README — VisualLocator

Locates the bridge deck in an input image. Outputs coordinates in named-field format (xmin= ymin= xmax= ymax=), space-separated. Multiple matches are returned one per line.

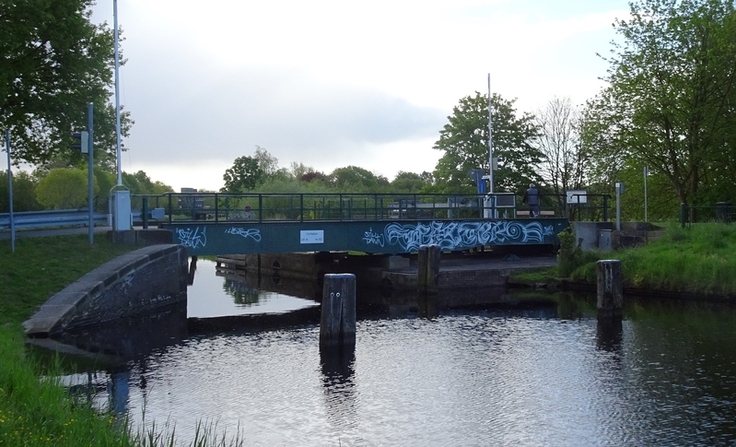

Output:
xmin=143 ymin=192 xmax=569 ymax=255
xmin=164 ymin=218 xmax=568 ymax=256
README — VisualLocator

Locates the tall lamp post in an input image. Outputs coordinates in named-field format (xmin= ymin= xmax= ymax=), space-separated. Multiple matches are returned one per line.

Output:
xmin=644 ymin=165 xmax=649 ymax=222
xmin=112 ymin=0 xmax=131 ymax=231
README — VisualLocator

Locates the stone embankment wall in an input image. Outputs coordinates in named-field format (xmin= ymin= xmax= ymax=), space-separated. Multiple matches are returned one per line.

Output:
xmin=24 ymin=244 xmax=188 ymax=338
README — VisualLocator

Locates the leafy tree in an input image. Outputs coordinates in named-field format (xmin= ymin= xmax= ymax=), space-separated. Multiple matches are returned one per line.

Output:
xmin=328 ymin=166 xmax=388 ymax=192
xmin=35 ymin=168 xmax=98 ymax=209
xmin=0 ymin=171 xmax=41 ymax=212
xmin=432 ymin=92 xmax=542 ymax=194
xmin=300 ymin=171 xmax=328 ymax=183
xmin=93 ymin=166 xmax=115 ymax=211
xmin=253 ymin=146 xmax=279 ymax=178
xmin=0 ymin=0 xmax=133 ymax=168
xmin=535 ymin=97 xmax=588 ymax=207
xmin=390 ymin=171 xmax=432 ymax=193
xmin=290 ymin=162 xmax=315 ymax=179
xmin=222 ymin=156 xmax=265 ymax=192
xmin=582 ymin=0 xmax=736 ymax=207
xmin=123 ymin=170 xmax=173 ymax=195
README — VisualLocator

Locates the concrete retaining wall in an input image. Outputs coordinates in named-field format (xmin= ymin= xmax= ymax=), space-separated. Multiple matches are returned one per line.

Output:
xmin=24 ymin=244 xmax=188 ymax=337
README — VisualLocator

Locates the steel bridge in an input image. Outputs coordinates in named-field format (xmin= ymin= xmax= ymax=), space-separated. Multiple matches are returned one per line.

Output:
xmin=137 ymin=192 xmax=570 ymax=256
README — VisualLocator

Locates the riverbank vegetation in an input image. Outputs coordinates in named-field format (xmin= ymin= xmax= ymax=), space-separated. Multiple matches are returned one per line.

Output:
xmin=0 ymin=235 xmax=246 ymax=446
xmin=557 ymin=222 xmax=736 ymax=297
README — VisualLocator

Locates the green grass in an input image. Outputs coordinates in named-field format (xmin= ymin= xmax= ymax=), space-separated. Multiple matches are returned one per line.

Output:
xmin=508 ymin=268 xmax=559 ymax=284
xmin=0 ymin=234 xmax=134 ymax=325
xmin=568 ymin=222 xmax=736 ymax=296
xmin=0 ymin=234 xmax=246 ymax=446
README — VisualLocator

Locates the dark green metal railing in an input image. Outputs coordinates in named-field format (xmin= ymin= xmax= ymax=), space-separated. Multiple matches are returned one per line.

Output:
xmin=131 ymin=192 xmax=610 ymax=227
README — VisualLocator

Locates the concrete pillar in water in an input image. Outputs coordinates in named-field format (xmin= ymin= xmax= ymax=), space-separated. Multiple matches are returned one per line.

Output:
xmin=596 ymin=259 xmax=623 ymax=319
xmin=417 ymin=244 xmax=441 ymax=318
xmin=320 ymin=273 xmax=356 ymax=349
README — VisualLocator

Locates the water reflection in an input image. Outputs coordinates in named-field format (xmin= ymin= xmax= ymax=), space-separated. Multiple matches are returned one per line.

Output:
xmin=37 ymin=259 xmax=736 ymax=446
xmin=187 ymin=260 xmax=320 ymax=318
xmin=320 ymin=345 xmax=357 ymax=430
xmin=596 ymin=317 xmax=623 ymax=353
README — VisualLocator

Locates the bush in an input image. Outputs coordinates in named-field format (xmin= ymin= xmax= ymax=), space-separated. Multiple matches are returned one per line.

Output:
xmin=556 ymin=227 xmax=601 ymax=278
xmin=36 ymin=168 xmax=98 ymax=209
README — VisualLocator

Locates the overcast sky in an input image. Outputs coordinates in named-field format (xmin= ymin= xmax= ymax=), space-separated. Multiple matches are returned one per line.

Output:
xmin=88 ymin=0 xmax=629 ymax=192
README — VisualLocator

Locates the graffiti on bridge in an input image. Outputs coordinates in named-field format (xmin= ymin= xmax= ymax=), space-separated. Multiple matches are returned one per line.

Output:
xmin=176 ymin=227 xmax=207 ymax=249
xmin=362 ymin=227 xmax=385 ymax=247
xmin=224 ymin=227 xmax=262 ymax=242
xmin=363 ymin=220 xmax=555 ymax=252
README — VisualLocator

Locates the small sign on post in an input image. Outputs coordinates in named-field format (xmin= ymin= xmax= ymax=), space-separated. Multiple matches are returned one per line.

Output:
xmin=72 ymin=131 xmax=89 ymax=154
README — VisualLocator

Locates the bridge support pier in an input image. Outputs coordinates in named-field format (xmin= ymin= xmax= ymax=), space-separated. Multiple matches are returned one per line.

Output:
xmin=596 ymin=260 xmax=623 ymax=319
xmin=320 ymin=274 xmax=356 ymax=349
xmin=417 ymin=244 xmax=440 ymax=318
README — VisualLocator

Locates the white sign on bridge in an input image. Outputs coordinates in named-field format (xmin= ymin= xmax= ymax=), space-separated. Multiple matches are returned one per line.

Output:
xmin=300 ymin=230 xmax=324 ymax=244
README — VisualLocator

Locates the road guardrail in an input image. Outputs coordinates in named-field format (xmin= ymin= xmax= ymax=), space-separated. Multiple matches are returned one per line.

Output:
xmin=0 ymin=209 xmax=108 ymax=231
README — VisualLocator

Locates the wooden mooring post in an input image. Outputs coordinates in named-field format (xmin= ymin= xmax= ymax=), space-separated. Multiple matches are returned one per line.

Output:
xmin=320 ymin=273 xmax=356 ymax=349
xmin=596 ymin=260 xmax=623 ymax=319
xmin=417 ymin=244 xmax=440 ymax=318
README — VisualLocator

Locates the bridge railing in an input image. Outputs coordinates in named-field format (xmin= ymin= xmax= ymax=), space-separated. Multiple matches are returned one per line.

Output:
xmin=131 ymin=192 xmax=534 ymax=224
xmin=129 ymin=191 xmax=611 ymax=225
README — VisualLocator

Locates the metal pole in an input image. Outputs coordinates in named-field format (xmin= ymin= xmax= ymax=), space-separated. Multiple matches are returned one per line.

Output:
xmin=87 ymin=103 xmax=94 ymax=244
xmin=113 ymin=0 xmax=122 ymax=186
xmin=5 ymin=130 xmax=15 ymax=252
xmin=487 ymin=73 xmax=494 ymax=194
xmin=643 ymin=165 xmax=648 ymax=222
xmin=615 ymin=182 xmax=622 ymax=231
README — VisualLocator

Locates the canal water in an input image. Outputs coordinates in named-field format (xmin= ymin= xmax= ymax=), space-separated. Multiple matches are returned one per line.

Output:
xmin=62 ymin=260 xmax=736 ymax=446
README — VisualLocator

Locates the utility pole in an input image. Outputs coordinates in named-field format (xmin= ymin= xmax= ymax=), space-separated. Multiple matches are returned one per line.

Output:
xmin=87 ymin=103 xmax=94 ymax=244
xmin=5 ymin=130 xmax=15 ymax=252
xmin=487 ymin=73 xmax=494 ymax=194
xmin=112 ymin=0 xmax=131 ymax=231
xmin=644 ymin=165 xmax=649 ymax=222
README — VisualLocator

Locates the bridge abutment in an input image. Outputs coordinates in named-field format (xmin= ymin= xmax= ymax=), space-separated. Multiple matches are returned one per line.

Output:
xmin=24 ymin=244 xmax=188 ymax=337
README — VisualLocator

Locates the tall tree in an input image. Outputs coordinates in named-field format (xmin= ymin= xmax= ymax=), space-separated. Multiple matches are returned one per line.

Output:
xmin=0 ymin=0 xmax=132 ymax=168
xmin=582 ymin=0 xmax=736 ymax=206
xmin=432 ymin=92 xmax=542 ymax=194
xmin=222 ymin=156 xmax=264 ymax=192
xmin=535 ymin=97 xmax=587 ymax=207
xmin=328 ymin=166 xmax=388 ymax=192
xmin=390 ymin=171 xmax=432 ymax=193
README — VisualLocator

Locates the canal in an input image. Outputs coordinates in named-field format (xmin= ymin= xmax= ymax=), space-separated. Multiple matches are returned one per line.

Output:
xmin=60 ymin=260 xmax=736 ymax=446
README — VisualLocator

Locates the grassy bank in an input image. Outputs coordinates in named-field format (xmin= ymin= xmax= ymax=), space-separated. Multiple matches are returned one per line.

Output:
xmin=0 ymin=235 xmax=135 ymax=326
xmin=560 ymin=222 xmax=736 ymax=297
xmin=0 ymin=235 xmax=246 ymax=446
xmin=0 ymin=235 xmax=137 ymax=446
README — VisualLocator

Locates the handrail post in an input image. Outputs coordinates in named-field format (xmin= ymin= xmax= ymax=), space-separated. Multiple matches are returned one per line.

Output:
xmin=142 ymin=196 xmax=149 ymax=229
xmin=258 ymin=194 xmax=263 ymax=222
xmin=214 ymin=193 xmax=219 ymax=222
xmin=168 ymin=193 xmax=172 ymax=224
xmin=603 ymin=195 xmax=609 ymax=222
xmin=300 ymin=194 xmax=304 ymax=223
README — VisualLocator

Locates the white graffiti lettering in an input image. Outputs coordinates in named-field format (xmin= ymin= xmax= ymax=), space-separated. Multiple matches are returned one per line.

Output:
xmin=362 ymin=227 xmax=384 ymax=247
xmin=225 ymin=227 xmax=262 ymax=242
xmin=383 ymin=221 xmax=555 ymax=252
xmin=176 ymin=227 xmax=207 ymax=249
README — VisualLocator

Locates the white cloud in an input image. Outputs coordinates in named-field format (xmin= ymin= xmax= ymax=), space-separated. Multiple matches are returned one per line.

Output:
xmin=90 ymin=0 xmax=629 ymax=192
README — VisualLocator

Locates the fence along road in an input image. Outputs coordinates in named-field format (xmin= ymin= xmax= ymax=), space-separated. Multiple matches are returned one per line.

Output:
xmin=0 ymin=209 xmax=109 ymax=240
